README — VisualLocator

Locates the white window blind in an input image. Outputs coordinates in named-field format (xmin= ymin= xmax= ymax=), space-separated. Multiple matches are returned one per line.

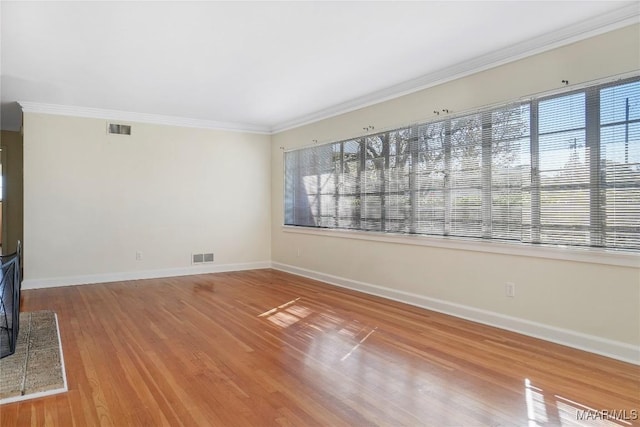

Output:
xmin=284 ymin=76 xmax=640 ymax=252
xmin=490 ymin=105 xmax=531 ymax=241
xmin=600 ymin=80 xmax=640 ymax=249
xmin=537 ymin=92 xmax=589 ymax=246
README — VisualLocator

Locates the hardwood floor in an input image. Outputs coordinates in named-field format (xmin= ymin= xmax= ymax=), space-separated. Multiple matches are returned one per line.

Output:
xmin=1 ymin=269 xmax=638 ymax=426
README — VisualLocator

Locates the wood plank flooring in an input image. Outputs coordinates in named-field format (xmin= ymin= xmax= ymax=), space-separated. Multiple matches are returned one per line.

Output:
xmin=1 ymin=269 xmax=638 ymax=426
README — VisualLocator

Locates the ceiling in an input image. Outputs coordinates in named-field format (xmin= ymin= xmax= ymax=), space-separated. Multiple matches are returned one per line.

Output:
xmin=1 ymin=1 xmax=638 ymax=133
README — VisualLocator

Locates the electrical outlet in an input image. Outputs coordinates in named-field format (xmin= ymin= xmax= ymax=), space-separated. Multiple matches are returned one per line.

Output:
xmin=136 ymin=251 xmax=143 ymax=261
xmin=505 ymin=282 xmax=516 ymax=298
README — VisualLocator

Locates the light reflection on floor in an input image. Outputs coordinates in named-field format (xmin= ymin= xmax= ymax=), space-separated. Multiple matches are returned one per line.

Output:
xmin=525 ymin=378 xmax=632 ymax=427
xmin=340 ymin=327 xmax=377 ymax=362
xmin=256 ymin=297 xmax=637 ymax=425
xmin=257 ymin=297 xmax=473 ymax=424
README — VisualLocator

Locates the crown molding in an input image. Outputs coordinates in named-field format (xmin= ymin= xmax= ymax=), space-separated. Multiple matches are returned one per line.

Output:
xmin=17 ymin=102 xmax=272 ymax=135
xmin=271 ymin=3 xmax=640 ymax=134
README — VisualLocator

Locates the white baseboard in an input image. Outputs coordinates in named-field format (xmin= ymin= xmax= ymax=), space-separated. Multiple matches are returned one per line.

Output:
xmin=20 ymin=260 xmax=639 ymax=364
xmin=21 ymin=261 xmax=272 ymax=289
xmin=271 ymin=262 xmax=640 ymax=365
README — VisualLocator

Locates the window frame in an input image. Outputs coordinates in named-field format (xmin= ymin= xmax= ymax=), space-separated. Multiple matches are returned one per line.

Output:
xmin=283 ymin=75 xmax=640 ymax=264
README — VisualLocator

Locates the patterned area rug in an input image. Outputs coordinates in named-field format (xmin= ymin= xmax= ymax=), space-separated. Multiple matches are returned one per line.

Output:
xmin=0 ymin=311 xmax=68 ymax=404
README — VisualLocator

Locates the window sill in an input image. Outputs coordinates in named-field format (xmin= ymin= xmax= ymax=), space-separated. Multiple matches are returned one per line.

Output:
xmin=281 ymin=226 xmax=640 ymax=268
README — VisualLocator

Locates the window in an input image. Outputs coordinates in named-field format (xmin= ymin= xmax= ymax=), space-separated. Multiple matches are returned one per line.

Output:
xmin=536 ymin=92 xmax=589 ymax=246
xmin=284 ymin=76 xmax=640 ymax=252
xmin=600 ymin=80 xmax=640 ymax=249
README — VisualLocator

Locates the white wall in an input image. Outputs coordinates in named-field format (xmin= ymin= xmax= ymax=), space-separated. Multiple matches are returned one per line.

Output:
xmin=271 ymin=24 xmax=640 ymax=363
xmin=23 ymin=114 xmax=271 ymax=286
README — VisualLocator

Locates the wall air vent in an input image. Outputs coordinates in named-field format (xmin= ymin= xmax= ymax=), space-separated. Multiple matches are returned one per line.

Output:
xmin=107 ymin=123 xmax=132 ymax=135
xmin=192 ymin=253 xmax=214 ymax=264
